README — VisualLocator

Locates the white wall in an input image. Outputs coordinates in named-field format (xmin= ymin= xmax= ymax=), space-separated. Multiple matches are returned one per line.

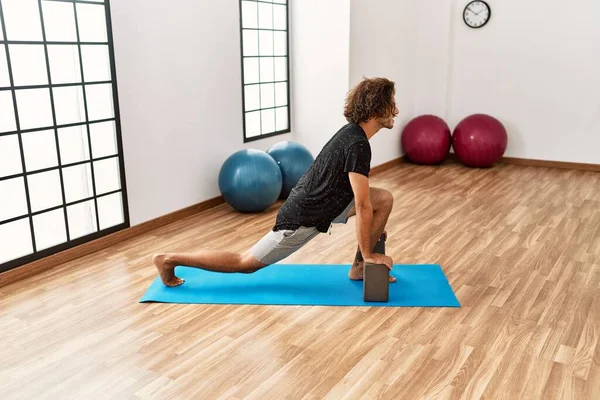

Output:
xmin=111 ymin=0 xmax=600 ymax=226
xmin=110 ymin=0 xmax=291 ymax=225
xmin=349 ymin=0 xmax=418 ymax=167
xmin=413 ymin=1 xmax=453 ymax=118
xmin=290 ymin=0 xmax=351 ymax=156
xmin=414 ymin=0 xmax=600 ymax=164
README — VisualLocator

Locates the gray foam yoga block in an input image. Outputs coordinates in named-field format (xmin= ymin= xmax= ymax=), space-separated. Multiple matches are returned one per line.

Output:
xmin=363 ymin=263 xmax=389 ymax=302
xmin=373 ymin=235 xmax=385 ymax=255
xmin=363 ymin=234 xmax=389 ymax=302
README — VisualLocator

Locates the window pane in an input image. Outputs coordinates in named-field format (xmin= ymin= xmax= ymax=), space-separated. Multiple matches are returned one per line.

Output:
xmin=260 ymin=83 xmax=274 ymax=108
xmin=22 ymin=129 xmax=58 ymax=172
xmin=274 ymin=57 xmax=287 ymax=81
xmin=273 ymin=0 xmax=287 ymax=4
xmin=261 ymin=108 xmax=275 ymax=134
xmin=62 ymin=163 xmax=93 ymax=203
xmin=0 ymin=91 xmax=17 ymax=133
xmin=259 ymin=31 xmax=274 ymax=56
xmin=260 ymin=57 xmax=274 ymax=82
xmin=67 ymin=200 xmax=97 ymax=239
xmin=33 ymin=208 xmax=67 ymax=251
xmin=27 ymin=170 xmax=62 ymax=213
xmin=97 ymin=192 xmax=123 ymax=230
xmin=275 ymin=82 xmax=287 ymax=106
xmin=1 ymin=45 xmax=10 ymax=87
xmin=90 ymin=121 xmax=117 ymax=159
xmin=9 ymin=45 xmax=48 ymax=87
xmin=274 ymin=31 xmax=287 ymax=56
xmin=0 ymin=135 xmax=22 ymax=178
xmin=241 ymin=1 xmax=258 ymax=29
xmin=258 ymin=3 xmax=273 ymax=29
xmin=243 ymin=57 xmax=259 ymax=84
xmin=48 ymin=45 xmax=82 ymax=84
xmin=242 ymin=30 xmax=258 ymax=56
xmin=273 ymin=5 xmax=287 ymax=30
xmin=0 ymin=177 xmax=28 ymax=222
xmin=76 ymin=3 xmax=107 ymax=42
xmin=93 ymin=157 xmax=120 ymax=195
xmin=276 ymin=106 xmax=288 ymax=131
xmin=53 ymin=86 xmax=86 ymax=125
xmin=244 ymin=85 xmax=260 ymax=111
xmin=1 ymin=0 xmax=43 ymax=41
xmin=42 ymin=0 xmax=77 ymax=42
xmin=58 ymin=125 xmax=90 ymax=165
xmin=0 ymin=0 xmax=125 ymax=270
xmin=16 ymin=89 xmax=53 ymax=130
xmin=245 ymin=111 xmax=261 ymax=138
xmin=85 ymin=83 xmax=114 ymax=121
xmin=0 ymin=218 xmax=33 ymax=264
xmin=81 ymin=45 xmax=111 ymax=82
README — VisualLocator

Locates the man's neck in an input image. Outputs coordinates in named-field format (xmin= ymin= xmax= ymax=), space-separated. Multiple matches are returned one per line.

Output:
xmin=358 ymin=120 xmax=382 ymax=140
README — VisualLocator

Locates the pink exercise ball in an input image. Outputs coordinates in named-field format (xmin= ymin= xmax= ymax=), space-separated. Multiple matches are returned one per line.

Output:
xmin=401 ymin=115 xmax=451 ymax=165
xmin=452 ymin=114 xmax=508 ymax=168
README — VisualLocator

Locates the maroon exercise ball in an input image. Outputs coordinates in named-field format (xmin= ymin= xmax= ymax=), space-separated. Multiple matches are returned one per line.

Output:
xmin=401 ymin=115 xmax=451 ymax=165
xmin=452 ymin=114 xmax=508 ymax=168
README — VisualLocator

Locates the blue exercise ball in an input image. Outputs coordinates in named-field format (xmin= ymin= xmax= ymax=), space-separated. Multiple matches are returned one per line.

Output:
xmin=218 ymin=149 xmax=282 ymax=213
xmin=267 ymin=141 xmax=314 ymax=199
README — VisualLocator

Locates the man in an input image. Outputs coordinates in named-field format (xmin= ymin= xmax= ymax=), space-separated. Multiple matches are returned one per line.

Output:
xmin=153 ymin=77 xmax=398 ymax=287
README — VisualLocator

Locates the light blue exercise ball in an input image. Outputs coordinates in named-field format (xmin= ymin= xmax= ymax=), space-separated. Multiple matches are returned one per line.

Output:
xmin=218 ymin=149 xmax=282 ymax=213
xmin=266 ymin=141 xmax=314 ymax=199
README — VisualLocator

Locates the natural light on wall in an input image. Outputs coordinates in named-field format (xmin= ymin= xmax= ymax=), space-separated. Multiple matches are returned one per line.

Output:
xmin=240 ymin=0 xmax=290 ymax=142
xmin=0 ymin=0 xmax=128 ymax=270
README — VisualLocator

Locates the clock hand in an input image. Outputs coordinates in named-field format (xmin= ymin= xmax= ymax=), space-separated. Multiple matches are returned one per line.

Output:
xmin=468 ymin=6 xmax=481 ymax=15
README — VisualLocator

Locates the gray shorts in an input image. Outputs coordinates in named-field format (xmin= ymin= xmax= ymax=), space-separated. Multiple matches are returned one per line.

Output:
xmin=251 ymin=199 xmax=355 ymax=265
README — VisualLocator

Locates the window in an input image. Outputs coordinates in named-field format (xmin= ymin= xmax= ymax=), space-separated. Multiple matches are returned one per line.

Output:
xmin=0 ymin=0 xmax=128 ymax=273
xmin=239 ymin=0 xmax=290 ymax=142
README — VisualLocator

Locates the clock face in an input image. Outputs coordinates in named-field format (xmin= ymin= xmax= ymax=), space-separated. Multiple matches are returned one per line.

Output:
xmin=463 ymin=1 xmax=491 ymax=28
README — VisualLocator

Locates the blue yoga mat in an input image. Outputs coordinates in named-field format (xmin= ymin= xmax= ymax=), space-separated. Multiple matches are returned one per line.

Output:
xmin=140 ymin=264 xmax=460 ymax=307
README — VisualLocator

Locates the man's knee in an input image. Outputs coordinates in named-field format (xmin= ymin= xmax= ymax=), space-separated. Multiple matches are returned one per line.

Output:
xmin=240 ymin=268 xmax=260 ymax=274
xmin=373 ymin=188 xmax=394 ymax=211
xmin=383 ymin=190 xmax=394 ymax=208
xmin=239 ymin=264 xmax=266 ymax=273
xmin=239 ymin=251 xmax=267 ymax=273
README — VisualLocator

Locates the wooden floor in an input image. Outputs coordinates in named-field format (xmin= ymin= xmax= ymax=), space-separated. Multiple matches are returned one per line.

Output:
xmin=1 ymin=161 xmax=599 ymax=399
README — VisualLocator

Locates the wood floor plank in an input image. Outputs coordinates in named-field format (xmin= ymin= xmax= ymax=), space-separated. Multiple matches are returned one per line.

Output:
xmin=1 ymin=161 xmax=600 ymax=399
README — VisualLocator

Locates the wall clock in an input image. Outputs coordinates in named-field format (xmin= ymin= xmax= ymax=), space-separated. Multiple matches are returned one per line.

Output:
xmin=463 ymin=1 xmax=491 ymax=29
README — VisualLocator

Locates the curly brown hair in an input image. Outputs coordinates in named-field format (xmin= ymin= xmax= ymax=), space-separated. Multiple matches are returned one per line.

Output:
xmin=344 ymin=77 xmax=396 ymax=124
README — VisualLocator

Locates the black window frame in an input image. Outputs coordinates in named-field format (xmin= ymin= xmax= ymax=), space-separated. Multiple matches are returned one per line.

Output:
xmin=0 ymin=0 xmax=129 ymax=274
xmin=238 ymin=0 xmax=291 ymax=143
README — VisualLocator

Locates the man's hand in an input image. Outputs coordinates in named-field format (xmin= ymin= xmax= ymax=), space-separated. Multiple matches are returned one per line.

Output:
xmin=364 ymin=253 xmax=393 ymax=270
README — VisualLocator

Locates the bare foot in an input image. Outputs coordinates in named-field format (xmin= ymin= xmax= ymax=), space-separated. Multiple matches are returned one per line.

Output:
xmin=348 ymin=261 xmax=396 ymax=283
xmin=348 ymin=260 xmax=364 ymax=281
xmin=152 ymin=254 xmax=184 ymax=287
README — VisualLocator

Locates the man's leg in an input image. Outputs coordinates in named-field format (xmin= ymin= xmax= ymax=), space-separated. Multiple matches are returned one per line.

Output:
xmin=152 ymin=226 xmax=320 ymax=287
xmin=346 ymin=187 xmax=395 ymax=282
xmin=152 ymin=248 xmax=266 ymax=287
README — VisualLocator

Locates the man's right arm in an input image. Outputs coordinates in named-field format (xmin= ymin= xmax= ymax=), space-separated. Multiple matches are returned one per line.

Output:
xmin=348 ymin=172 xmax=393 ymax=270
xmin=348 ymin=172 xmax=373 ymax=259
